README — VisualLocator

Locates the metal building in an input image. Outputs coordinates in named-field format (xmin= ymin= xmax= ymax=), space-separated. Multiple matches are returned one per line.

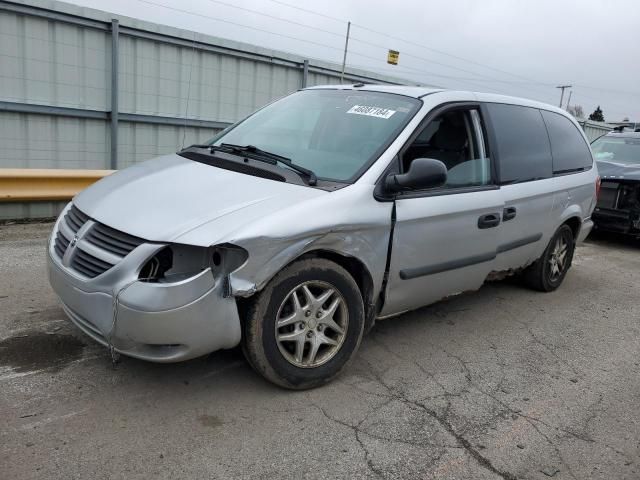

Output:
xmin=0 ymin=0 xmax=415 ymax=219
xmin=577 ymin=120 xmax=612 ymax=142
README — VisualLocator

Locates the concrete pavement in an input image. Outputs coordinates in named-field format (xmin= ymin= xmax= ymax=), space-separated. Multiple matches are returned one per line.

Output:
xmin=1 ymin=222 xmax=638 ymax=479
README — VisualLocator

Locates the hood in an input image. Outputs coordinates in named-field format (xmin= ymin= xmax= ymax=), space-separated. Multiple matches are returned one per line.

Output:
xmin=74 ymin=154 xmax=326 ymax=245
xmin=596 ymin=160 xmax=640 ymax=181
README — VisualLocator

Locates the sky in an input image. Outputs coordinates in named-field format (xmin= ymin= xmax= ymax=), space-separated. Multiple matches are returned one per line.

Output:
xmin=66 ymin=0 xmax=640 ymax=122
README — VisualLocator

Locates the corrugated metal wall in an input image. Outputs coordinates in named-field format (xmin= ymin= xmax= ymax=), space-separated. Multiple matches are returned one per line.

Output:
xmin=578 ymin=120 xmax=612 ymax=142
xmin=119 ymin=35 xmax=302 ymax=122
xmin=0 ymin=0 xmax=413 ymax=219
xmin=118 ymin=124 xmax=210 ymax=168
xmin=0 ymin=9 xmax=111 ymax=110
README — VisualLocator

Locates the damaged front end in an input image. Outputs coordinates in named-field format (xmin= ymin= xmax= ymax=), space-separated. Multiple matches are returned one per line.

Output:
xmin=47 ymin=203 xmax=246 ymax=362
xmin=593 ymin=180 xmax=640 ymax=235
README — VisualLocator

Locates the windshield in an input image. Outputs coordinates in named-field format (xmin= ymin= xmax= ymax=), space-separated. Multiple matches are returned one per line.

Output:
xmin=208 ymin=90 xmax=421 ymax=182
xmin=592 ymin=136 xmax=640 ymax=166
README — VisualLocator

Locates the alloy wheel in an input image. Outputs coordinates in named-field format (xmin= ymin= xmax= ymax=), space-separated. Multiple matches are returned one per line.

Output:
xmin=275 ymin=280 xmax=348 ymax=368
xmin=548 ymin=235 xmax=569 ymax=282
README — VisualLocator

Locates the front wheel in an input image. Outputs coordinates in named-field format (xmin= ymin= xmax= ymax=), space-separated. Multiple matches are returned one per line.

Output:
xmin=523 ymin=224 xmax=575 ymax=292
xmin=242 ymin=258 xmax=365 ymax=389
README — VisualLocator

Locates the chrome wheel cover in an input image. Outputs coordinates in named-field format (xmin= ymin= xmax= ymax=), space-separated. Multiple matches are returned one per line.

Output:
xmin=548 ymin=235 xmax=569 ymax=282
xmin=275 ymin=280 xmax=348 ymax=368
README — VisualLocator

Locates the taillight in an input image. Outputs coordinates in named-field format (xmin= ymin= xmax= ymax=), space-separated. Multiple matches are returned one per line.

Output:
xmin=595 ymin=176 xmax=601 ymax=201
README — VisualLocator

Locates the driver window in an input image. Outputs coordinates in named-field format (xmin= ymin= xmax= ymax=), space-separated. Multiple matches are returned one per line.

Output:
xmin=402 ymin=108 xmax=491 ymax=188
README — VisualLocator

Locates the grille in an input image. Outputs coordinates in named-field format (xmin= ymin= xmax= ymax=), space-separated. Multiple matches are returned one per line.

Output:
xmin=84 ymin=223 xmax=144 ymax=257
xmin=53 ymin=205 xmax=145 ymax=279
xmin=53 ymin=232 xmax=70 ymax=258
xmin=71 ymin=248 xmax=114 ymax=278
xmin=65 ymin=205 xmax=89 ymax=232
xmin=53 ymin=205 xmax=87 ymax=260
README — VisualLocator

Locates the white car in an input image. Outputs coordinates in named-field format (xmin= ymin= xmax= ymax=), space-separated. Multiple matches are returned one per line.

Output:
xmin=48 ymin=85 xmax=598 ymax=389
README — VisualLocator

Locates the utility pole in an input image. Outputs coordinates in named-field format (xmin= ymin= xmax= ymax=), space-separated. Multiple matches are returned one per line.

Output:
xmin=565 ymin=90 xmax=572 ymax=111
xmin=340 ymin=21 xmax=351 ymax=84
xmin=556 ymin=85 xmax=572 ymax=108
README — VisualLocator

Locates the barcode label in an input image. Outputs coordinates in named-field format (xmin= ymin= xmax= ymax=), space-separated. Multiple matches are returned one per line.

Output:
xmin=347 ymin=105 xmax=396 ymax=119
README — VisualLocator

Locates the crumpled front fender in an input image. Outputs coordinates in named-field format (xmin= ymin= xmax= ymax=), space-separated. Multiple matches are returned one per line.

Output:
xmin=228 ymin=224 xmax=390 ymax=300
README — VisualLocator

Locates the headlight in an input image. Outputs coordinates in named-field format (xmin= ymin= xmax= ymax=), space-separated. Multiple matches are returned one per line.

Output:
xmin=139 ymin=246 xmax=174 ymax=281
xmin=139 ymin=243 xmax=248 ymax=283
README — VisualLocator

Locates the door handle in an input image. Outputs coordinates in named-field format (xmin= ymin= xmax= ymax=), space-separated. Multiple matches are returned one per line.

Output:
xmin=503 ymin=206 xmax=517 ymax=222
xmin=478 ymin=213 xmax=501 ymax=229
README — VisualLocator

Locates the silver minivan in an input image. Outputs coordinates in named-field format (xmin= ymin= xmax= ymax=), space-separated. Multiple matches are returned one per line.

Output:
xmin=48 ymin=85 xmax=598 ymax=388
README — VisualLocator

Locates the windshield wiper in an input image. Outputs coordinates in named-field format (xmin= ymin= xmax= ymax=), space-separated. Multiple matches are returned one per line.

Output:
xmin=213 ymin=143 xmax=317 ymax=186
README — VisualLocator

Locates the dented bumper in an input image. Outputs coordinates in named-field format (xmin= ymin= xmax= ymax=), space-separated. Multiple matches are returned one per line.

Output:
xmin=47 ymin=214 xmax=242 ymax=362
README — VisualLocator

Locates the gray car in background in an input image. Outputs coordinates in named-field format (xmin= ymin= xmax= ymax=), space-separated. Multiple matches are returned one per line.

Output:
xmin=48 ymin=85 xmax=598 ymax=389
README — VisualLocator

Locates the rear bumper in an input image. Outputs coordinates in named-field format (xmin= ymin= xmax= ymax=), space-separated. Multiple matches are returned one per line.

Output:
xmin=47 ymin=242 xmax=242 ymax=363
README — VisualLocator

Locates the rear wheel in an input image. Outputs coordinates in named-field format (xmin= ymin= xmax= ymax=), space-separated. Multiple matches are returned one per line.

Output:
xmin=242 ymin=258 xmax=365 ymax=389
xmin=523 ymin=224 xmax=575 ymax=292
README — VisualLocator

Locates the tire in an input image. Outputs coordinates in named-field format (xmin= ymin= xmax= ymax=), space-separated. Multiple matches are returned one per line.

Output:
xmin=523 ymin=224 xmax=575 ymax=292
xmin=242 ymin=258 xmax=365 ymax=389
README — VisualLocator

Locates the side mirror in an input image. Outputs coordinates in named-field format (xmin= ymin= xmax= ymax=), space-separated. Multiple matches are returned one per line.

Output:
xmin=385 ymin=158 xmax=447 ymax=192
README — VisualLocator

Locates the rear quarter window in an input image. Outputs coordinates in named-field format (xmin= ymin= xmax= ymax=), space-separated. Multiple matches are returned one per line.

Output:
xmin=540 ymin=110 xmax=593 ymax=173
xmin=485 ymin=103 xmax=553 ymax=184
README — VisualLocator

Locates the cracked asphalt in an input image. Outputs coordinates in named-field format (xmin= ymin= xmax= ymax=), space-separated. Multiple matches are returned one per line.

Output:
xmin=1 ymin=222 xmax=639 ymax=479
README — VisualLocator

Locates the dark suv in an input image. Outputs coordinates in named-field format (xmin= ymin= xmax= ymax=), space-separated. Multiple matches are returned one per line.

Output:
xmin=592 ymin=129 xmax=640 ymax=235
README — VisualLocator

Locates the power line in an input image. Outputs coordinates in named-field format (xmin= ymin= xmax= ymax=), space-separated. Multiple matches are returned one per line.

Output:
xmin=265 ymin=0 xmax=554 ymax=89
xmin=204 ymin=0 xmax=509 ymax=89
xmin=126 ymin=0 xmax=504 ymax=94
xmin=261 ymin=0 xmax=566 ymax=102
xmin=348 ymin=62 xmax=553 ymax=93
xmin=201 ymin=0 xmax=346 ymax=40
xmin=346 ymin=35 xmax=556 ymax=98
xmin=204 ymin=0 xmax=554 ymax=99
xmin=125 ymin=0 xmax=638 ymax=111
xmin=573 ymin=83 xmax=640 ymax=98
xmin=264 ymin=0 xmax=640 ymax=100
xmin=131 ymin=0 xmax=347 ymax=54
xmin=264 ymin=0 xmax=346 ymax=24
xmin=263 ymin=0 xmax=549 ymax=97
xmin=348 ymin=62 xmax=508 ymax=95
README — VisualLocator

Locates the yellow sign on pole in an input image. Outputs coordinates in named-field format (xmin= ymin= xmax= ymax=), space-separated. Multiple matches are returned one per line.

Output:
xmin=387 ymin=50 xmax=399 ymax=65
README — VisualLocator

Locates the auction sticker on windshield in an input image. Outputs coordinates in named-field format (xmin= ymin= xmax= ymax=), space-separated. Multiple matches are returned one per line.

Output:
xmin=347 ymin=105 xmax=396 ymax=119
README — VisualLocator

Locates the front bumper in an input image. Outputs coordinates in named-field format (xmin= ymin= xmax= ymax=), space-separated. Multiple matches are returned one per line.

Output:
xmin=47 ymin=219 xmax=241 ymax=363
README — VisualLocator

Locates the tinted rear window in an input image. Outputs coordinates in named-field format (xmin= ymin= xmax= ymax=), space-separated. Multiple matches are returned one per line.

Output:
xmin=486 ymin=103 xmax=552 ymax=184
xmin=541 ymin=110 xmax=593 ymax=173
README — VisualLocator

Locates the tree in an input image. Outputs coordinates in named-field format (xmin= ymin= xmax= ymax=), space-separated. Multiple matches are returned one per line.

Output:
xmin=588 ymin=106 xmax=605 ymax=122
xmin=567 ymin=105 xmax=584 ymax=119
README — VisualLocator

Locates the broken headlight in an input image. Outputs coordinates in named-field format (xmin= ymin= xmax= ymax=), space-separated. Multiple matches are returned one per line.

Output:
xmin=139 ymin=244 xmax=248 ymax=283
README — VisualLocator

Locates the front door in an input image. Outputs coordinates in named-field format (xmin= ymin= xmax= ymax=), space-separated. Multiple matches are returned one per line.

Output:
xmin=381 ymin=105 xmax=504 ymax=316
